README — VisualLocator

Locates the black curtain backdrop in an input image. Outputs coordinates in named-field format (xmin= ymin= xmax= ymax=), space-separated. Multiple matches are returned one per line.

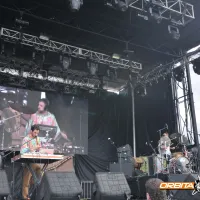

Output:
xmin=75 ymin=95 xmax=133 ymax=180
xmin=135 ymin=78 xmax=175 ymax=156
xmin=46 ymin=78 xmax=175 ymax=181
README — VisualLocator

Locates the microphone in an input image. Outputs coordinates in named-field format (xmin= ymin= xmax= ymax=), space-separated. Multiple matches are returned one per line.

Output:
xmin=165 ymin=123 xmax=168 ymax=130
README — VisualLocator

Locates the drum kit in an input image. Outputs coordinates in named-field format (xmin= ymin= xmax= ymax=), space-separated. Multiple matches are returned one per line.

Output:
xmin=157 ymin=133 xmax=197 ymax=174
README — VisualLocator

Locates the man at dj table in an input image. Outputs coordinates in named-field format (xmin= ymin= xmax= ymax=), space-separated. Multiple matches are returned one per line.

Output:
xmin=21 ymin=124 xmax=42 ymax=200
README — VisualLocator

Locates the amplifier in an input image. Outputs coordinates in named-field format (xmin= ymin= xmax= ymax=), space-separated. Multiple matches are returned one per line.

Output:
xmin=109 ymin=163 xmax=133 ymax=178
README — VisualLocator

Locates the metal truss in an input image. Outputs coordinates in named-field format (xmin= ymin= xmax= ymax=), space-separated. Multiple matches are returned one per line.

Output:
xmin=135 ymin=62 xmax=175 ymax=87
xmin=0 ymin=55 xmax=127 ymax=94
xmin=0 ymin=27 xmax=142 ymax=72
xmin=135 ymin=47 xmax=200 ymax=87
xmin=171 ymin=67 xmax=195 ymax=145
xmin=129 ymin=0 xmax=195 ymax=26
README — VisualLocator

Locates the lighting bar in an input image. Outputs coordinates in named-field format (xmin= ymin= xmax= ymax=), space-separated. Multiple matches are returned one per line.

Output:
xmin=129 ymin=0 xmax=195 ymax=26
xmin=0 ymin=27 xmax=142 ymax=71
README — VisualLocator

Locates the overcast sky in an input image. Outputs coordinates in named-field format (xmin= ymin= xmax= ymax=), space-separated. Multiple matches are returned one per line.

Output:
xmin=177 ymin=64 xmax=200 ymax=144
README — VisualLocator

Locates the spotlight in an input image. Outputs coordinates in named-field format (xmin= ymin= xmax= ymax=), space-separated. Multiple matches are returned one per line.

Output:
xmin=149 ymin=6 xmax=162 ymax=23
xmin=61 ymin=56 xmax=71 ymax=70
xmin=87 ymin=61 xmax=98 ymax=75
xmin=168 ymin=25 xmax=180 ymax=40
xmin=105 ymin=0 xmax=135 ymax=12
xmin=135 ymin=86 xmax=147 ymax=96
xmin=173 ymin=67 xmax=184 ymax=82
xmin=191 ymin=59 xmax=200 ymax=75
xmin=69 ymin=0 xmax=83 ymax=12
xmin=112 ymin=53 xmax=121 ymax=59
xmin=107 ymin=67 xmax=117 ymax=80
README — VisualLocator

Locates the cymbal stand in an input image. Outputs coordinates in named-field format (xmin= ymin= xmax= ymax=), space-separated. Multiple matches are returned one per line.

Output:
xmin=148 ymin=142 xmax=163 ymax=174
xmin=0 ymin=113 xmax=23 ymax=150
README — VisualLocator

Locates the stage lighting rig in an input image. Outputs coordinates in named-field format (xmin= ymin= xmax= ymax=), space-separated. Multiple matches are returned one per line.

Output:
xmin=129 ymin=0 xmax=195 ymax=26
xmin=0 ymin=27 xmax=142 ymax=71
xmin=69 ymin=0 xmax=83 ymax=12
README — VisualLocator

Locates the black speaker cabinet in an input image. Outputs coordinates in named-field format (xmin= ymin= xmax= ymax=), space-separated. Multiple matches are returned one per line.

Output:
xmin=0 ymin=170 xmax=10 ymax=198
xmin=168 ymin=174 xmax=200 ymax=200
xmin=109 ymin=163 xmax=133 ymax=178
xmin=37 ymin=171 xmax=82 ymax=200
xmin=94 ymin=172 xmax=131 ymax=200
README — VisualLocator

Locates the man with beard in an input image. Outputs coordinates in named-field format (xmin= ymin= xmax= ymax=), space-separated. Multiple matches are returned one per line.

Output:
xmin=24 ymin=98 xmax=61 ymax=142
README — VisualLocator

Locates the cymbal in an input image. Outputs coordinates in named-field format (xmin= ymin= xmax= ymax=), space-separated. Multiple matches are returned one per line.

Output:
xmin=170 ymin=133 xmax=182 ymax=139
xmin=9 ymin=103 xmax=34 ymax=114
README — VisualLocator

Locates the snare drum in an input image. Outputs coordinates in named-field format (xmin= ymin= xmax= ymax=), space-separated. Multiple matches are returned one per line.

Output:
xmin=169 ymin=156 xmax=190 ymax=174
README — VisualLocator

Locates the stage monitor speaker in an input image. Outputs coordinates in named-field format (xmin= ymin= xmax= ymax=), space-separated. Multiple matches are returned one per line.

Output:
xmin=109 ymin=163 xmax=133 ymax=178
xmin=0 ymin=170 xmax=10 ymax=198
xmin=37 ymin=171 xmax=82 ymax=200
xmin=127 ymin=173 xmax=168 ymax=198
xmin=168 ymin=174 xmax=200 ymax=200
xmin=94 ymin=172 xmax=131 ymax=200
xmin=127 ymin=175 xmax=154 ymax=198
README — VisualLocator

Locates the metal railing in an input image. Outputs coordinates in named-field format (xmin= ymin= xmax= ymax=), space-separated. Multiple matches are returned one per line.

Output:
xmin=81 ymin=181 xmax=93 ymax=200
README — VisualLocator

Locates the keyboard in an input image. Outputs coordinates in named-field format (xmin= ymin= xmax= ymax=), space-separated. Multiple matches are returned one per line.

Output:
xmin=11 ymin=153 xmax=64 ymax=164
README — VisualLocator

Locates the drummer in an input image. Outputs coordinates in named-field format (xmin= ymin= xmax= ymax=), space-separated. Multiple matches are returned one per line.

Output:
xmin=158 ymin=131 xmax=171 ymax=156
xmin=158 ymin=131 xmax=172 ymax=165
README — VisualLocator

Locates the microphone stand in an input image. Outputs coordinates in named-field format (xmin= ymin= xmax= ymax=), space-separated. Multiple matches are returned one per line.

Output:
xmin=108 ymin=138 xmax=122 ymax=172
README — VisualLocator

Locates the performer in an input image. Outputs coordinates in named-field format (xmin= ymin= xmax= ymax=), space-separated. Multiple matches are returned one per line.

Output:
xmin=158 ymin=131 xmax=171 ymax=157
xmin=24 ymin=98 xmax=61 ymax=141
xmin=21 ymin=124 xmax=41 ymax=200
xmin=157 ymin=131 xmax=172 ymax=172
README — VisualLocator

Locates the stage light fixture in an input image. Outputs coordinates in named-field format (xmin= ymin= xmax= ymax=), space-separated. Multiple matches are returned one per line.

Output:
xmin=69 ymin=0 xmax=83 ymax=12
xmin=107 ymin=67 xmax=117 ymax=80
xmin=191 ymin=59 xmax=200 ymax=75
xmin=105 ymin=0 xmax=135 ymax=12
xmin=168 ymin=25 xmax=180 ymax=40
xmin=112 ymin=53 xmax=121 ymax=59
xmin=61 ymin=56 xmax=71 ymax=70
xmin=173 ymin=66 xmax=184 ymax=82
xmin=135 ymin=86 xmax=147 ymax=96
xmin=87 ymin=61 xmax=98 ymax=76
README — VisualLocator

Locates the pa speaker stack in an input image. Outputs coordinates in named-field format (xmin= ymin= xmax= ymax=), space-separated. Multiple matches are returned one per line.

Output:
xmin=93 ymin=172 xmax=131 ymax=200
xmin=37 ymin=171 xmax=82 ymax=200
xmin=0 ymin=170 xmax=10 ymax=198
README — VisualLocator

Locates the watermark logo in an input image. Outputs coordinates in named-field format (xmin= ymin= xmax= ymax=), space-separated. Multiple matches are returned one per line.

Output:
xmin=159 ymin=175 xmax=200 ymax=196
xmin=160 ymin=182 xmax=194 ymax=190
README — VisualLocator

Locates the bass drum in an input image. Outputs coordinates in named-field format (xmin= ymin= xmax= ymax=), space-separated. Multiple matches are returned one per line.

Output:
xmin=169 ymin=156 xmax=190 ymax=174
